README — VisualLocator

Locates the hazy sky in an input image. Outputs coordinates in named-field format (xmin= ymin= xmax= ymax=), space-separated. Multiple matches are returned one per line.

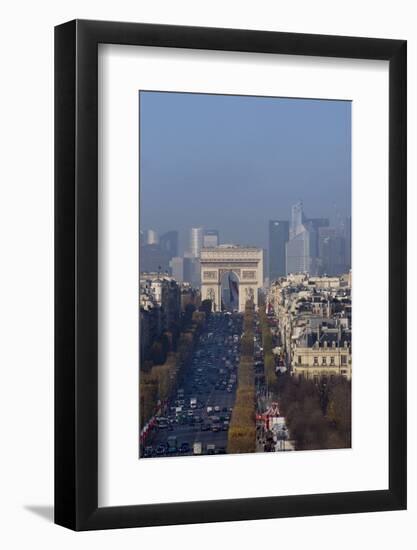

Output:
xmin=140 ymin=91 xmax=351 ymax=253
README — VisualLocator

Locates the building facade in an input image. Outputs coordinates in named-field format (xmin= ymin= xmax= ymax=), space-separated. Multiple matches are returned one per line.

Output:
xmin=139 ymin=274 xmax=181 ymax=361
xmin=269 ymin=273 xmax=351 ymax=381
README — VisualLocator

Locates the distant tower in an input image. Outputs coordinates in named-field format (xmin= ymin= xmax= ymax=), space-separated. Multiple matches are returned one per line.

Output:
xmin=286 ymin=230 xmax=311 ymax=274
xmin=144 ymin=229 xmax=158 ymax=245
xmin=190 ymin=227 xmax=203 ymax=258
xmin=268 ymin=220 xmax=289 ymax=282
xmin=159 ymin=230 xmax=179 ymax=260
xmin=203 ymin=229 xmax=219 ymax=248
xmin=290 ymin=201 xmax=305 ymax=239
xmin=318 ymin=227 xmax=345 ymax=275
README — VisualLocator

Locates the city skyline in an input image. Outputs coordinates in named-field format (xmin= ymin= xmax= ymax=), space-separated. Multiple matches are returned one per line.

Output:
xmin=140 ymin=91 xmax=351 ymax=254
xmin=141 ymin=198 xmax=351 ymax=283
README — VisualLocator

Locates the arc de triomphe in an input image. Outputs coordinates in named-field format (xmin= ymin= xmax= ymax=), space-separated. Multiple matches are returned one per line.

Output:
xmin=200 ymin=245 xmax=263 ymax=312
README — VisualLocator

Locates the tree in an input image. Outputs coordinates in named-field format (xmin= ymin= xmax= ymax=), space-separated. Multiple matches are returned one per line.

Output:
xmin=241 ymin=333 xmax=254 ymax=357
xmin=140 ymin=374 xmax=158 ymax=427
xmin=327 ymin=379 xmax=351 ymax=447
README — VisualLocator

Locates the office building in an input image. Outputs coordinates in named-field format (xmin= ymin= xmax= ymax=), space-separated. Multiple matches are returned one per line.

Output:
xmin=203 ymin=229 xmax=219 ymax=248
xmin=189 ymin=227 xmax=203 ymax=258
xmin=269 ymin=220 xmax=289 ymax=282
xmin=170 ymin=256 xmax=193 ymax=284
xmin=143 ymin=229 xmax=158 ymax=245
xmin=318 ymin=227 xmax=346 ymax=276
xmin=159 ymin=230 xmax=179 ymax=260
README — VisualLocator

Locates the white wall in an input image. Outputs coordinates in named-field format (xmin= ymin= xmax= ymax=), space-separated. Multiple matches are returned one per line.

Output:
xmin=0 ymin=0 xmax=415 ymax=547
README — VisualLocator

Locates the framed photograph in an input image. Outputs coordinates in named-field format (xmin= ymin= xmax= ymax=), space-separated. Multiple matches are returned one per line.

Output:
xmin=55 ymin=20 xmax=406 ymax=530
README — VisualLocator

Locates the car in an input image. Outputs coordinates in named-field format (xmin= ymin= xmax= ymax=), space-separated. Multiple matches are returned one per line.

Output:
xmin=201 ymin=423 xmax=210 ymax=431
xmin=180 ymin=442 xmax=190 ymax=454
xmin=211 ymin=424 xmax=221 ymax=432
xmin=156 ymin=444 xmax=166 ymax=456
xmin=143 ymin=446 xmax=154 ymax=458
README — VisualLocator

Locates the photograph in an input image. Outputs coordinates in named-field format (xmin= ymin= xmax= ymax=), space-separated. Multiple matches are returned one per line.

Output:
xmin=139 ymin=91 xmax=352 ymax=459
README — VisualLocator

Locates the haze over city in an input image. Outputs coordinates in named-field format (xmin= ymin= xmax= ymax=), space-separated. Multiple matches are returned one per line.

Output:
xmin=140 ymin=91 xmax=351 ymax=253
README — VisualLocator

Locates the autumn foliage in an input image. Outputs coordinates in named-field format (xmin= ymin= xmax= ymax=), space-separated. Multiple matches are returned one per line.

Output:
xmin=227 ymin=301 xmax=257 ymax=454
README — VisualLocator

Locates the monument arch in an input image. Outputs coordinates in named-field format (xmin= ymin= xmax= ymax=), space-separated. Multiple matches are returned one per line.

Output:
xmin=200 ymin=245 xmax=263 ymax=312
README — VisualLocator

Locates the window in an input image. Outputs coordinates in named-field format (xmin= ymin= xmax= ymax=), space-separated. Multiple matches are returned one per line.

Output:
xmin=298 ymin=355 xmax=302 ymax=365
xmin=313 ymin=356 xmax=318 ymax=365
xmin=341 ymin=355 xmax=347 ymax=365
xmin=330 ymin=356 xmax=335 ymax=365
xmin=322 ymin=356 xmax=327 ymax=365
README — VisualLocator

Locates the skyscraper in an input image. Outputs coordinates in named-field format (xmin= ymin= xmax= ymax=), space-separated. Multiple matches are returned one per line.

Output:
xmin=140 ymin=244 xmax=170 ymax=273
xmin=286 ymin=229 xmax=311 ymax=274
xmin=306 ymin=217 xmax=330 ymax=259
xmin=286 ymin=202 xmax=323 ymax=275
xmin=318 ymin=227 xmax=346 ymax=275
xmin=159 ymin=230 xmax=179 ymax=260
xmin=269 ymin=220 xmax=289 ymax=282
xmin=290 ymin=201 xmax=306 ymax=239
xmin=143 ymin=229 xmax=159 ymax=245
xmin=169 ymin=256 xmax=193 ymax=283
xmin=203 ymin=229 xmax=219 ymax=248
xmin=189 ymin=227 xmax=203 ymax=258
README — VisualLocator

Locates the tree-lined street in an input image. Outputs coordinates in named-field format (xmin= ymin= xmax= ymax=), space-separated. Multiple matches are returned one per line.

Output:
xmin=142 ymin=312 xmax=242 ymax=457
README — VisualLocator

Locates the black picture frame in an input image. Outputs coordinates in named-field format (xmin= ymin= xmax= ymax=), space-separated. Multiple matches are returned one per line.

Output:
xmin=55 ymin=19 xmax=407 ymax=531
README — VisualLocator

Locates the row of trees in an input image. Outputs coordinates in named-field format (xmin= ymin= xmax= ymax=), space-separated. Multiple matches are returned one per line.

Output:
xmin=258 ymin=309 xmax=278 ymax=395
xmin=140 ymin=310 xmax=207 ymax=429
xmin=228 ymin=301 xmax=256 ymax=454
xmin=277 ymin=374 xmax=352 ymax=450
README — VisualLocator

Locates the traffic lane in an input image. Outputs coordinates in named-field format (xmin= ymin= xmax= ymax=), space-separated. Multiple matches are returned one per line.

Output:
xmin=148 ymin=386 xmax=234 ymax=449
xmin=151 ymin=389 xmax=233 ymax=442
xmin=143 ymin=314 xmax=241 ymax=455
xmin=148 ymin=423 xmax=228 ymax=455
